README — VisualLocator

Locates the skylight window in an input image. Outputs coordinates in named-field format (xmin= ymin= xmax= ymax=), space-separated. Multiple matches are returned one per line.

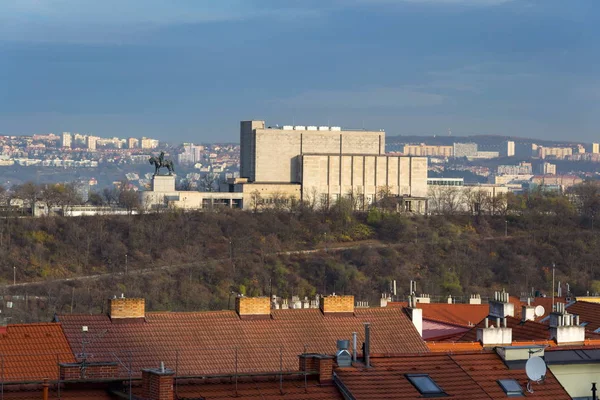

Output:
xmin=498 ymin=379 xmax=524 ymax=397
xmin=406 ymin=374 xmax=447 ymax=397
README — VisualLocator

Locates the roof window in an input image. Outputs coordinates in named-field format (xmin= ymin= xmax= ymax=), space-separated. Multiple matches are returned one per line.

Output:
xmin=498 ymin=379 xmax=524 ymax=397
xmin=406 ymin=374 xmax=447 ymax=397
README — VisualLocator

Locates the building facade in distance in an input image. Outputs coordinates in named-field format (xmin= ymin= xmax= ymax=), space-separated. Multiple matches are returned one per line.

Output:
xmin=239 ymin=121 xmax=428 ymax=212
xmin=402 ymin=144 xmax=453 ymax=157
xmin=61 ymin=132 xmax=72 ymax=148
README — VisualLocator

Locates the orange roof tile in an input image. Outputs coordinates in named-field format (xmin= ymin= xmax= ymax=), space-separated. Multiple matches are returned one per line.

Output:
xmin=335 ymin=352 xmax=570 ymax=399
xmin=0 ymin=323 xmax=74 ymax=382
xmin=57 ymin=307 xmax=428 ymax=378
xmin=427 ymin=342 xmax=484 ymax=352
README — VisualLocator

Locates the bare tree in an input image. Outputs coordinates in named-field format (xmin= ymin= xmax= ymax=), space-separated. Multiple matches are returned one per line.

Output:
xmin=198 ymin=173 xmax=219 ymax=192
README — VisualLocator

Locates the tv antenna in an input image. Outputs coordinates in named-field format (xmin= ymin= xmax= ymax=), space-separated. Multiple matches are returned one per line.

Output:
xmin=525 ymin=356 xmax=547 ymax=393
xmin=77 ymin=326 xmax=108 ymax=378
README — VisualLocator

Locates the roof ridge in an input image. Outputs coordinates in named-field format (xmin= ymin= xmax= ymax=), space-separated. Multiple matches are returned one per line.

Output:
xmin=6 ymin=322 xmax=61 ymax=328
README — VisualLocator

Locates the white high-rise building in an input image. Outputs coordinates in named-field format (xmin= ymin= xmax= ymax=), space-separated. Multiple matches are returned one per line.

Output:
xmin=61 ymin=132 xmax=72 ymax=148
xmin=503 ymin=140 xmax=515 ymax=157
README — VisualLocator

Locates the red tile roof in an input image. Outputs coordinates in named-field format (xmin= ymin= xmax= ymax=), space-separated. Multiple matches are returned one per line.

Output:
xmin=458 ymin=316 xmax=555 ymax=342
xmin=450 ymin=352 xmax=569 ymax=400
xmin=0 ymin=323 xmax=74 ymax=382
xmin=57 ymin=307 xmax=428 ymax=378
xmin=335 ymin=352 xmax=570 ymax=399
xmin=565 ymin=300 xmax=600 ymax=332
xmin=388 ymin=302 xmax=489 ymax=327
xmin=510 ymin=296 xmax=567 ymax=321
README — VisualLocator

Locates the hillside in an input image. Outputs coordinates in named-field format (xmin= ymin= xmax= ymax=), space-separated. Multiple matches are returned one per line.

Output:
xmin=0 ymin=194 xmax=598 ymax=322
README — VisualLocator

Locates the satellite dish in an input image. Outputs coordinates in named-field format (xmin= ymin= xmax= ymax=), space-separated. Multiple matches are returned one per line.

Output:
xmin=526 ymin=356 xmax=547 ymax=382
xmin=534 ymin=305 xmax=545 ymax=317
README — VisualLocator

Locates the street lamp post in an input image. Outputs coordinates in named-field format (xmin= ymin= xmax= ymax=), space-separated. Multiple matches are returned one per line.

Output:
xmin=13 ymin=266 xmax=15 ymax=285
xmin=505 ymin=220 xmax=508 ymax=237
xmin=125 ymin=253 xmax=128 ymax=275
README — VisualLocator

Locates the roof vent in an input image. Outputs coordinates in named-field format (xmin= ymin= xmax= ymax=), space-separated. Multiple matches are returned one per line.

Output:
xmin=336 ymin=340 xmax=352 ymax=367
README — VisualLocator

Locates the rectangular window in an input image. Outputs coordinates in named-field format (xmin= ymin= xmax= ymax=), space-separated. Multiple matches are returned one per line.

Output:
xmin=406 ymin=374 xmax=447 ymax=397
xmin=497 ymin=379 xmax=524 ymax=397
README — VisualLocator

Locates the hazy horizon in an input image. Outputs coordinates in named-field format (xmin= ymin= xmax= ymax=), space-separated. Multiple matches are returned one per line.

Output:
xmin=1 ymin=0 xmax=598 ymax=143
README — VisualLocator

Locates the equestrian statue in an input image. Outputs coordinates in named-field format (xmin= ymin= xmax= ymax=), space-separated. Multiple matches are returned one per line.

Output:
xmin=149 ymin=151 xmax=175 ymax=176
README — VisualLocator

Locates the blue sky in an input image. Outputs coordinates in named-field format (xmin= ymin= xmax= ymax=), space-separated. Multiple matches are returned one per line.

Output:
xmin=0 ymin=0 xmax=598 ymax=143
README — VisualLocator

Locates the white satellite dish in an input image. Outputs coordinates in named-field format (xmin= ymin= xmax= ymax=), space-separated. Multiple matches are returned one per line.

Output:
xmin=534 ymin=305 xmax=545 ymax=318
xmin=526 ymin=356 xmax=547 ymax=382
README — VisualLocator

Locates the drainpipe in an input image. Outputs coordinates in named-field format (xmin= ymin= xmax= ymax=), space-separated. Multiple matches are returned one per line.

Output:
xmin=42 ymin=378 xmax=49 ymax=400
xmin=592 ymin=382 xmax=597 ymax=400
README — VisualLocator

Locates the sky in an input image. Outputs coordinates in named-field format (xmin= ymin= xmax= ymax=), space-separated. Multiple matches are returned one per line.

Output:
xmin=0 ymin=0 xmax=599 ymax=143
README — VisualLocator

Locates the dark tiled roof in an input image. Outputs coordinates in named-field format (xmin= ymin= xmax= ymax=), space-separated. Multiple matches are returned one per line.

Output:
xmin=566 ymin=301 xmax=600 ymax=332
xmin=58 ymin=307 xmax=427 ymax=378
xmin=335 ymin=352 xmax=570 ymax=399
xmin=0 ymin=323 xmax=74 ymax=382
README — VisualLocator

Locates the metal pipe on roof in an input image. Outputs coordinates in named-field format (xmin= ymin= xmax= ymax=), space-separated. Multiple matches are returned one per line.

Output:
xmin=352 ymin=332 xmax=357 ymax=363
xmin=364 ymin=323 xmax=371 ymax=368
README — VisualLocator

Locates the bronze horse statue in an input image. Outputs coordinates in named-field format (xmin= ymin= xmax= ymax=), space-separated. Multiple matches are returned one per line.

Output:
xmin=149 ymin=153 xmax=175 ymax=176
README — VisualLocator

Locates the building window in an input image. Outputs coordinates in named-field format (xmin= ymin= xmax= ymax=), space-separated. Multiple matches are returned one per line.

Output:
xmin=497 ymin=379 xmax=524 ymax=397
xmin=406 ymin=374 xmax=447 ymax=397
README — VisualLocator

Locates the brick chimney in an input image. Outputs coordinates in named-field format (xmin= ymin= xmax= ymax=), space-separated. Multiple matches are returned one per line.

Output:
xmin=60 ymin=362 xmax=119 ymax=381
xmin=235 ymin=296 xmax=271 ymax=319
xmin=477 ymin=317 xmax=512 ymax=347
xmin=299 ymin=354 xmax=334 ymax=383
xmin=142 ymin=362 xmax=174 ymax=400
xmin=320 ymin=295 xmax=354 ymax=316
xmin=108 ymin=296 xmax=145 ymax=321
xmin=488 ymin=291 xmax=514 ymax=318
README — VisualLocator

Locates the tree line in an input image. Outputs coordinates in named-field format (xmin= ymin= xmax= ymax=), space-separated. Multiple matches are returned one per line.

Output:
xmin=0 ymin=181 xmax=599 ymax=322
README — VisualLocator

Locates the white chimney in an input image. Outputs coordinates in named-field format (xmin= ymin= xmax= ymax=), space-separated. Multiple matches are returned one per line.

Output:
xmin=469 ymin=294 xmax=482 ymax=305
xmin=549 ymin=302 xmax=569 ymax=327
xmin=406 ymin=295 xmax=423 ymax=337
xmin=447 ymin=295 xmax=453 ymax=304
xmin=380 ymin=293 xmax=391 ymax=308
xmin=550 ymin=311 xmax=585 ymax=345
xmin=521 ymin=298 xmax=535 ymax=322
xmin=477 ymin=317 xmax=512 ymax=346
xmin=489 ymin=291 xmax=514 ymax=318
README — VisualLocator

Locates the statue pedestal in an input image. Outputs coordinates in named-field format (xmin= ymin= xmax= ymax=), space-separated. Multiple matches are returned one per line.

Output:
xmin=152 ymin=175 xmax=175 ymax=192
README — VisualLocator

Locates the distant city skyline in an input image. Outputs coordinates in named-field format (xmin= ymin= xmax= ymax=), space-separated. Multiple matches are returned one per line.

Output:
xmin=1 ymin=0 xmax=599 ymax=142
